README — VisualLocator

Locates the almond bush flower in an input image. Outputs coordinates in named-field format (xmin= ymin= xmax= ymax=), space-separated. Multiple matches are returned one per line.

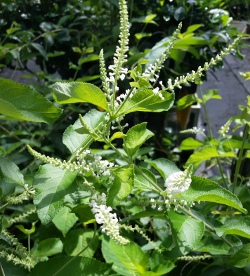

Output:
xmin=89 ymin=194 xmax=129 ymax=245
xmin=164 ymin=165 xmax=193 ymax=197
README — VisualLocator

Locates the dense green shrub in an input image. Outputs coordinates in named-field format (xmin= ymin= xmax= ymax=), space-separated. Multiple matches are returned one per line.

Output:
xmin=1 ymin=1 xmax=250 ymax=275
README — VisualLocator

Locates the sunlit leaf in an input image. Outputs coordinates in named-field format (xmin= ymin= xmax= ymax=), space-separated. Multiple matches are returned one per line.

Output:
xmin=0 ymin=78 xmax=62 ymax=124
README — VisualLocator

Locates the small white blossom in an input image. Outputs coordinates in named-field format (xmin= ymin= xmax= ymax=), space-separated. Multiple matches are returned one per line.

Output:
xmin=164 ymin=165 xmax=193 ymax=196
xmin=89 ymin=194 xmax=129 ymax=245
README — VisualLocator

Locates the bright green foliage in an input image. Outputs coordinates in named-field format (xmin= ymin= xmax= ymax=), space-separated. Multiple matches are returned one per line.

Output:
xmin=52 ymin=206 xmax=78 ymax=237
xmin=183 ymin=177 xmax=247 ymax=213
xmin=102 ymin=238 xmax=151 ymax=276
xmin=0 ymin=78 xmax=62 ymax=124
xmin=52 ymin=82 xmax=108 ymax=111
xmin=123 ymin=123 xmax=154 ymax=158
xmin=32 ymin=238 xmax=63 ymax=257
xmin=107 ymin=166 xmax=133 ymax=207
xmin=0 ymin=0 xmax=249 ymax=275
xmin=0 ymin=156 xmax=24 ymax=186
xmin=115 ymin=89 xmax=175 ymax=117
xmin=168 ymin=210 xmax=205 ymax=254
xmin=215 ymin=217 xmax=250 ymax=238
xmin=33 ymin=164 xmax=77 ymax=224
xmin=64 ymin=229 xmax=99 ymax=258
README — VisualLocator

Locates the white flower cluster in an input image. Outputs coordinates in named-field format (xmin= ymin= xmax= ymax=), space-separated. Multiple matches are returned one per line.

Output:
xmin=89 ymin=193 xmax=129 ymax=245
xmin=164 ymin=165 xmax=193 ymax=196
xmin=181 ymin=126 xmax=206 ymax=137
xmin=219 ymin=120 xmax=232 ymax=136
xmin=76 ymin=148 xmax=115 ymax=180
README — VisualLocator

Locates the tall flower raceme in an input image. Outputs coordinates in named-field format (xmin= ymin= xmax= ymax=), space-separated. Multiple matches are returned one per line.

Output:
xmin=27 ymin=146 xmax=115 ymax=184
xmin=89 ymin=193 xmax=129 ymax=245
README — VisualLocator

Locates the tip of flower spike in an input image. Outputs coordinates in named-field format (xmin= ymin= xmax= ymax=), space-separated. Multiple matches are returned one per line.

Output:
xmin=164 ymin=165 xmax=193 ymax=196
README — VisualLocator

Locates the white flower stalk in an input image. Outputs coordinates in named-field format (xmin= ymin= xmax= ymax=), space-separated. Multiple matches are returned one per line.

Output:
xmin=219 ymin=119 xmax=232 ymax=136
xmin=28 ymin=146 xmax=115 ymax=182
xmin=89 ymin=194 xmax=129 ymax=245
xmin=142 ymin=23 xmax=182 ymax=83
xmin=164 ymin=165 xmax=193 ymax=196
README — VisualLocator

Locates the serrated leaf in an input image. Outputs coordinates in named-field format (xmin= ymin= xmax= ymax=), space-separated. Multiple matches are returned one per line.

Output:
xmin=182 ymin=176 xmax=247 ymax=213
xmin=185 ymin=145 xmax=236 ymax=169
xmin=32 ymin=238 xmax=63 ymax=257
xmin=145 ymin=158 xmax=180 ymax=179
xmin=168 ymin=210 xmax=205 ymax=254
xmin=228 ymin=243 xmax=250 ymax=268
xmin=52 ymin=206 xmax=78 ymax=237
xmin=116 ymin=89 xmax=174 ymax=117
xmin=63 ymin=109 xmax=106 ymax=153
xmin=33 ymin=164 xmax=77 ymax=224
xmin=64 ymin=229 xmax=99 ymax=258
xmin=0 ymin=78 xmax=62 ymax=124
xmin=0 ymin=156 xmax=24 ymax=186
xmin=123 ymin=123 xmax=154 ymax=157
xmin=52 ymin=82 xmax=108 ymax=111
xmin=29 ymin=256 xmax=111 ymax=276
xmin=102 ymin=237 xmax=149 ymax=276
xmin=107 ymin=166 xmax=133 ymax=207
xmin=215 ymin=217 xmax=250 ymax=239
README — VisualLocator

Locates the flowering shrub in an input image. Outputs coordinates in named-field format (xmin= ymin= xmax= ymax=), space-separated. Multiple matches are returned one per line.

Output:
xmin=0 ymin=0 xmax=250 ymax=275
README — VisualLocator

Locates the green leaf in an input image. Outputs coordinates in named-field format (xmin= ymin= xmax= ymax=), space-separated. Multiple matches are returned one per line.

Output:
xmin=52 ymin=82 xmax=108 ymax=111
xmin=145 ymin=158 xmax=180 ymax=179
xmin=0 ymin=156 xmax=24 ymax=186
xmin=64 ymin=229 xmax=99 ymax=258
xmin=31 ymin=43 xmax=48 ymax=60
xmin=52 ymin=206 xmax=78 ymax=237
xmin=32 ymin=238 xmax=63 ymax=257
xmin=29 ymin=256 xmax=111 ymax=276
xmin=202 ymin=89 xmax=221 ymax=104
xmin=180 ymin=137 xmax=203 ymax=150
xmin=63 ymin=109 xmax=106 ymax=153
xmin=185 ymin=24 xmax=203 ymax=34
xmin=168 ymin=210 xmax=205 ymax=254
xmin=134 ymin=167 xmax=159 ymax=192
xmin=196 ymin=236 xmax=231 ymax=255
xmin=0 ymin=78 xmax=62 ymax=124
xmin=182 ymin=176 xmax=247 ymax=213
xmin=102 ymin=237 xmax=149 ymax=276
xmin=33 ymin=164 xmax=77 ymax=224
xmin=228 ymin=243 xmax=250 ymax=268
xmin=123 ymin=123 xmax=154 ymax=157
xmin=116 ymin=89 xmax=174 ymax=117
xmin=149 ymin=251 xmax=175 ymax=275
xmin=177 ymin=94 xmax=198 ymax=110
xmin=107 ymin=166 xmax=133 ymax=207
xmin=16 ymin=221 xmax=37 ymax=235
xmin=215 ymin=217 xmax=250 ymax=239
xmin=185 ymin=145 xmax=236 ymax=169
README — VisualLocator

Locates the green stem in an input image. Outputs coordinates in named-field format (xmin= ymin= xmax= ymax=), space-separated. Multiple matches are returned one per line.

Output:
xmin=68 ymin=136 xmax=94 ymax=162
xmin=28 ymin=234 xmax=30 ymax=255
xmin=0 ymin=202 xmax=10 ymax=212
xmin=233 ymin=124 xmax=249 ymax=193
xmin=134 ymin=166 xmax=163 ymax=193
